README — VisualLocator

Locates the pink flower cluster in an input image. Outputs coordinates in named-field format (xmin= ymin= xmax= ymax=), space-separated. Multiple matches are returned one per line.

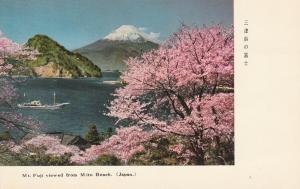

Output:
xmin=70 ymin=126 xmax=156 ymax=164
xmin=11 ymin=135 xmax=80 ymax=156
xmin=0 ymin=32 xmax=38 ymax=62
xmin=169 ymin=143 xmax=195 ymax=165
xmin=0 ymin=112 xmax=40 ymax=130
xmin=0 ymin=30 xmax=40 ymax=132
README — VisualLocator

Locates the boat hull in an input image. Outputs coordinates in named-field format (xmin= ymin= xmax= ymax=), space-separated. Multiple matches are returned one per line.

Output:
xmin=17 ymin=103 xmax=70 ymax=110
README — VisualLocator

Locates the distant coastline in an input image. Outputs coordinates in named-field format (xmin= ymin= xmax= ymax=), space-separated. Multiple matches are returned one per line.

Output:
xmin=11 ymin=71 xmax=121 ymax=80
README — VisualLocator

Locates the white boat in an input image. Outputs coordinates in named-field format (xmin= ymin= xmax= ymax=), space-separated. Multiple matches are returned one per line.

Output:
xmin=102 ymin=80 xmax=121 ymax=84
xmin=17 ymin=92 xmax=70 ymax=110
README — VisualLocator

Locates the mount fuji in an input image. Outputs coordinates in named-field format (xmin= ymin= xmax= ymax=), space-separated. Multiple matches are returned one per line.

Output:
xmin=74 ymin=25 xmax=159 ymax=71
xmin=104 ymin=25 xmax=160 ymax=43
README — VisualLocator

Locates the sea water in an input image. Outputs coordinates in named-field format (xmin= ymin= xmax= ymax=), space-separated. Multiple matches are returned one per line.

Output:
xmin=1 ymin=72 xmax=121 ymax=137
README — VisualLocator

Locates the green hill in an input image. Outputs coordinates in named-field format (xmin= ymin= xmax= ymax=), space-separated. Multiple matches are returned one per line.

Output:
xmin=12 ymin=35 xmax=102 ymax=78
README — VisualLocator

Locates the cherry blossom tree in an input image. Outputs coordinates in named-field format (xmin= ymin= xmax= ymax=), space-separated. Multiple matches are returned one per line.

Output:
xmin=70 ymin=126 xmax=157 ymax=164
xmin=11 ymin=135 xmax=80 ymax=156
xmin=1 ymin=135 xmax=79 ymax=165
xmin=0 ymin=31 xmax=40 ymax=133
xmin=106 ymin=25 xmax=234 ymax=164
xmin=10 ymin=126 xmax=159 ymax=165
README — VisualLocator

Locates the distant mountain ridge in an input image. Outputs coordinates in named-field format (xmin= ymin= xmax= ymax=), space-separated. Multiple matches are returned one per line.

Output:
xmin=11 ymin=35 xmax=102 ymax=78
xmin=74 ymin=25 xmax=159 ymax=71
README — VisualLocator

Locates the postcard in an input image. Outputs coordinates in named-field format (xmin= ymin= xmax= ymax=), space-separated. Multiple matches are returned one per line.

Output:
xmin=0 ymin=0 xmax=299 ymax=188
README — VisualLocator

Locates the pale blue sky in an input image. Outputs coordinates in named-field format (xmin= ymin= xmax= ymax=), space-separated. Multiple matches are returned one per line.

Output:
xmin=0 ymin=0 xmax=233 ymax=50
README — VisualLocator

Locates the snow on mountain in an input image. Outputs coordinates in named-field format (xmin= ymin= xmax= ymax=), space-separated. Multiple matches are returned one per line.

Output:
xmin=104 ymin=25 xmax=160 ymax=43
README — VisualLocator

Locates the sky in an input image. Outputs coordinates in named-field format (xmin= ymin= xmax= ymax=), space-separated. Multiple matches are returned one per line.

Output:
xmin=0 ymin=0 xmax=233 ymax=50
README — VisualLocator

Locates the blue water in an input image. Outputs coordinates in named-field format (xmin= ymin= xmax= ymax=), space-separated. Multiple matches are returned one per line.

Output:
xmin=4 ymin=72 xmax=122 ymax=137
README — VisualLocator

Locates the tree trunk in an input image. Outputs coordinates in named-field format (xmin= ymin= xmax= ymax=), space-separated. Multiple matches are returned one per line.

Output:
xmin=190 ymin=140 xmax=205 ymax=165
xmin=195 ymin=152 xmax=205 ymax=165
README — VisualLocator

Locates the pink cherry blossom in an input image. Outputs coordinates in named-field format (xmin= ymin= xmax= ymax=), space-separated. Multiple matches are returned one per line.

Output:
xmin=0 ymin=30 xmax=40 ymax=132
xmin=11 ymin=135 xmax=80 ymax=156
xmin=106 ymin=25 xmax=234 ymax=164
xmin=70 ymin=126 xmax=159 ymax=164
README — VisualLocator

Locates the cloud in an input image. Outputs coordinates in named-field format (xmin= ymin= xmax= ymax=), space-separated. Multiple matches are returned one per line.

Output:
xmin=138 ymin=27 xmax=160 ymax=42
xmin=148 ymin=32 xmax=160 ymax=42
xmin=138 ymin=27 xmax=147 ymax=32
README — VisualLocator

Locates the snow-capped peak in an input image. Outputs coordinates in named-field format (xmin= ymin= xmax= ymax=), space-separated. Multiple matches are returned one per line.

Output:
xmin=104 ymin=25 xmax=160 ymax=43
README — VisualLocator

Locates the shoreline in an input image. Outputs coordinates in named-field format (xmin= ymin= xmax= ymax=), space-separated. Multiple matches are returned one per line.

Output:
xmin=11 ymin=76 xmax=123 ymax=83
xmin=11 ymin=75 xmax=102 ymax=79
xmin=10 ymin=71 xmax=121 ymax=80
